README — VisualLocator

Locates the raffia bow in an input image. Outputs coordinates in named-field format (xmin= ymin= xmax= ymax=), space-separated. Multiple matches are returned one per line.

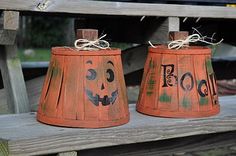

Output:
xmin=74 ymin=34 xmax=110 ymax=51
xmin=168 ymin=34 xmax=224 ymax=50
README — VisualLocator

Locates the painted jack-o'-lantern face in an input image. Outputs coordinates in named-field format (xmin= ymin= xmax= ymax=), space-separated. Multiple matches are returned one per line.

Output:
xmin=85 ymin=60 xmax=118 ymax=106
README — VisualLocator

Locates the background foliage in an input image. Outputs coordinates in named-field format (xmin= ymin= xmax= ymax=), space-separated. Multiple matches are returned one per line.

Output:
xmin=19 ymin=16 xmax=71 ymax=48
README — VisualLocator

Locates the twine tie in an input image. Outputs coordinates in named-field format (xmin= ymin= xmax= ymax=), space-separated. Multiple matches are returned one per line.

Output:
xmin=74 ymin=34 xmax=110 ymax=51
xmin=168 ymin=34 xmax=223 ymax=50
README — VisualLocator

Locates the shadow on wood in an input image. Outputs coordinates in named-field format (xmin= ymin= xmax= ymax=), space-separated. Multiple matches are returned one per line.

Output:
xmin=79 ymin=131 xmax=236 ymax=156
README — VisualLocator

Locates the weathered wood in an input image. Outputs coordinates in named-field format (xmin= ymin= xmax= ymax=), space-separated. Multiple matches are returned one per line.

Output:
xmin=26 ymin=76 xmax=44 ymax=112
xmin=0 ymin=11 xmax=26 ymax=114
xmin=3 ymin=11 xmax=19 ymax=30
xmin=157 ymin=0 xmax=236 ymax=3
xmin=0 ymin=14 xmax=3 ymax=29
xmin=0 ymin=89 xmax=8 ymax=114
xmin=122 ymin=45 xmax=148 ymax=74
xmin=79 ymin=131 xmax=236 ymax=156
xmin=0 ymin=30 xmax=17 ymax=45
xmin=149 ymin=17 xmax=180 ymax=44
xmin=0 ymin=11 xmax=18 ymax=45
xmin=0 ymin=76 xmax=44 ymax=114
xmin=0 ymin=1 xmax=236 ymax=19
xmin=0 ymin=96 xmax=236 ymax=155
xmin=0 ymin=45 xmax=29 ymax=113
xmin=58 ymin=151 xmax=77 ymax=156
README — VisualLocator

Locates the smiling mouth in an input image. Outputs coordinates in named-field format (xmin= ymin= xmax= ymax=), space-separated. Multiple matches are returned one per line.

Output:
xmin=85 ymin=89 xmax=118 ymax=106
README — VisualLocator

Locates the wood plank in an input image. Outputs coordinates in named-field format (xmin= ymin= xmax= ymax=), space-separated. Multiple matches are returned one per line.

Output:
xmin=58 ymin=151 xmax=77 ymax=156
xmin=0 ymin=0 xmax=236 ymax=19
xmin=0 ymin=89 xmax=9 ymax=114
xmin=0 ymin=45 xmax=29 ymax=113
xmin=0 ymin=95 xmax=235 ymax=155
xmin=0 ymin=11 xmax=18 ymax=45
xmin=0 ymin=76 xmax=44 ymax=114
xmin=0 ymin=14 xmax=3 ymax=29
xmin=149 ymin=17 xmax=180 ymax=44
xmin=79 ymin=131 xmax=236 ymax=156
xmin=154 ymin=0 xmax=236 ymax=3
xmin=26 ymin=76 xmax=44 ymax=112
xmin=3 ymin=11 xmax=19 ymax=30
xmin=122 ymin=45 xmax=148 ymax=74
xmin=0 ymin=30 xmax=17 ymax=45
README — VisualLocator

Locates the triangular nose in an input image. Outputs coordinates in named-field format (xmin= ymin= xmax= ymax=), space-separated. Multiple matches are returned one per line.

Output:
xmin=101 ymin=83 xmax=105 ymax=90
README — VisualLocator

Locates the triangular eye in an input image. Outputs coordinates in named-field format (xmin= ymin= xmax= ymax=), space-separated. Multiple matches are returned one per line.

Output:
xmin=106 ymin=69 xmax=114 ymax=82
xmin=86 ymin=69 xmax=97 ymax=80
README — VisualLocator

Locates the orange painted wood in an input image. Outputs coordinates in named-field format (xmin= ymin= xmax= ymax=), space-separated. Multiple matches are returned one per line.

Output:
xmin=37 ymin=47 xmax=129 ymax=128
xmin=137 ymin=45 xmax=220 ymax=118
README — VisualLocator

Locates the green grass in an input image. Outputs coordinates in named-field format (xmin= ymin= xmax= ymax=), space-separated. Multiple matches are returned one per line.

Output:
xmin=18 ymin=49 xmax=51 ymax=62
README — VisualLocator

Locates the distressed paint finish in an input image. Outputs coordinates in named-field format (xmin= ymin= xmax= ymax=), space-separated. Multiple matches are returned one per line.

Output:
xmin=200 ymin=97 xmax=209 ymax=105
xmin=146 ymin=58 xmax=156 ymax=96
xmin=137 ymin=46 xmax=220 ymax=118
xmin=182 ymin=97 xmax=191 ymax=108
xmin=37 ymin=47 xmax=129 ymax=128
xmin=159 ymin=91 xmax=171 ymax=103
xmin=206 ymin=58 xmax=214 ymax=75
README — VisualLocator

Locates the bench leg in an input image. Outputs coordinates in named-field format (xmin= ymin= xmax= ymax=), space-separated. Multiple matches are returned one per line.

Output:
xmin=0 ymin=11 xmax=29 ymax=113
xmin=149 ymin=16 xmax=180 ymax=44
xmin=0 ymin=45 xmax=30 ymax=113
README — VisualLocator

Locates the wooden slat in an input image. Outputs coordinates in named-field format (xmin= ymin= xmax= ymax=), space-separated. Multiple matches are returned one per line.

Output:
xmin=0 ymin=45 xmax=29 ymax=113
xmin=0 ymin=76 xmax=44 ymax=114
xmin=0 ymin=30 xmax=16 ymax=45
xmin=0 ymin=11 xmax=19 ymax=45
xmin=0 ymin=0 xmax=236 ymax=19
xmin=58 ymin=151 xmax=77 ymax=156
xmin=0 ymin=96 xmax=236 ymax=155
xmin=3 ymin=11 xmax=19 ymax=30
xmin=154 ymin=0 xmax=236 ymax=3
xmin=26 ymin=76 xmax=44 ymax=112
xmin=149 ymin=17 xmax=180 ymax=44
xmin=122 ymin=45 xmax=148 ymax=74
xmin=0 ymin=89 xmax=8 ymax=114
xmin=79 ymin=131 xmax=236 ymax=156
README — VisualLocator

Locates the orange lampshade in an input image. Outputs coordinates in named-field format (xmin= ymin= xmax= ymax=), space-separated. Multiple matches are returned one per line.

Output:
xmin=37 ymin=47 xmax=129 ymax=128
xmin=137 ymin=45 xmax=220 ymax=118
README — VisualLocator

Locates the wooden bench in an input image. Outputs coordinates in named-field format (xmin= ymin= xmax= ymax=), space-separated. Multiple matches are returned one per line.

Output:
xmin=1 ymin=0 xmax=236 ymax=155
xmin=0 ymin=95 xmax=236 ymax=155
xmin=1 ymin=0 xmax=236 ymax=114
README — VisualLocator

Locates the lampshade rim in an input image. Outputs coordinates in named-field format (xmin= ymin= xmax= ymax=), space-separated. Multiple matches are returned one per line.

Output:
xmin=149 ymin=46 xmax=211 ymax=55
xmin=51 ymin=47 xmax=121 ymax=56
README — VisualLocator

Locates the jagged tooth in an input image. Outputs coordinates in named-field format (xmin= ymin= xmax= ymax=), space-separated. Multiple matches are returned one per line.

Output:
xmin=111 ymin=90 xmax=118 ymax=104
xmin=94 ymin=94 xmax=99 ymax=106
